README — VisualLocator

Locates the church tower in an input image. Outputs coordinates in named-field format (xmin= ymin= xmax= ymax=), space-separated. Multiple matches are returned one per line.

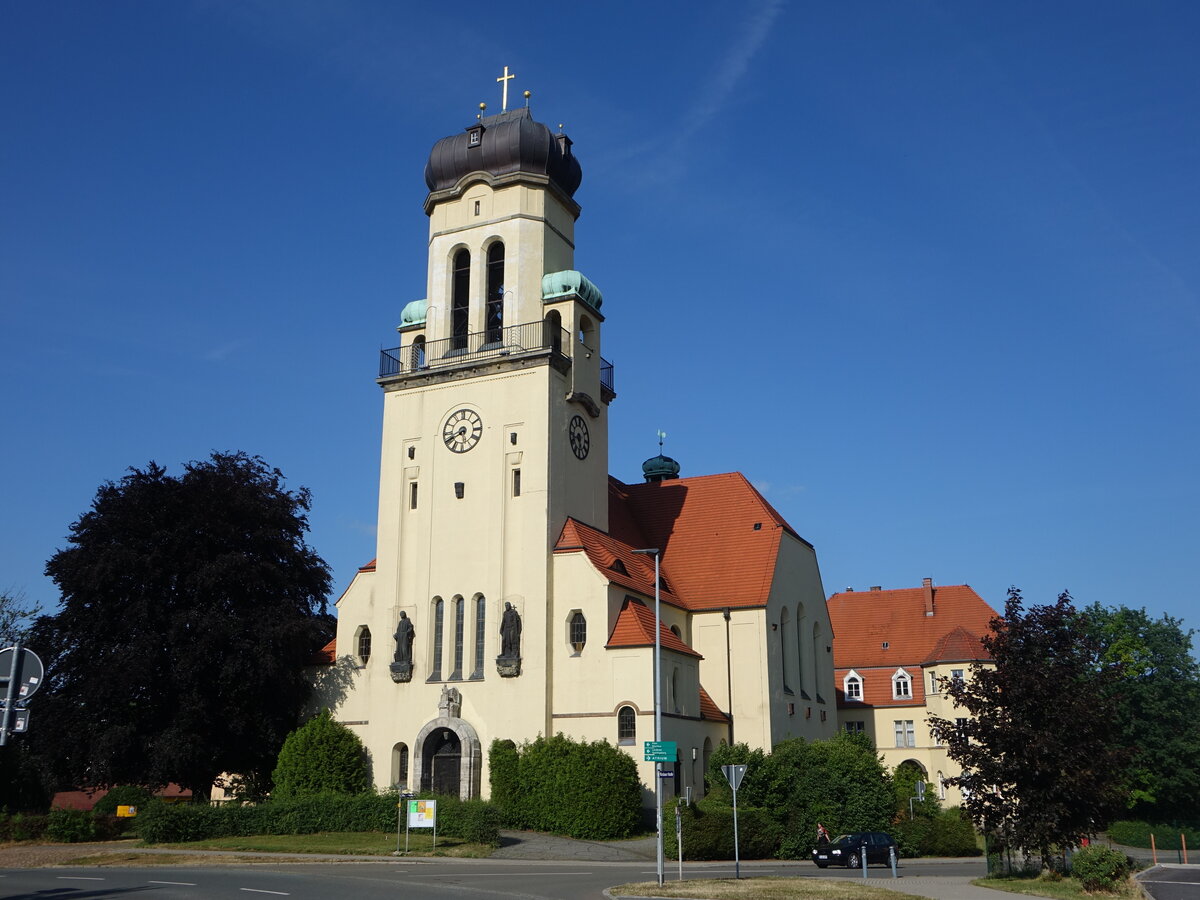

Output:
xmin=339 ymin=90 xmax=614 ymax=798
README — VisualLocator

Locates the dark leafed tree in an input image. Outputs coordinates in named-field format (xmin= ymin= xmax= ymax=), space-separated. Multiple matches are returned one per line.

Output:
xmin=1078 ymin=603 xmax=1200 ymax=822
xmin=32 ymin=452 xmax=332 ymax=801
xmin=929 ymin=589 xmax=1129 ymax=871
xmin=0 ymin=589 xmax=40 ymax=646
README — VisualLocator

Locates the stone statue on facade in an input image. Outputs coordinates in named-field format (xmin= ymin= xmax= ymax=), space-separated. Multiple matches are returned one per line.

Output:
xmin=390 ymin=611 xmax=415 ymax=683
xmin=496 ymin=601 xmax=522 ymax=677
xmin=438 ymin=685 xmax=462 ymax=719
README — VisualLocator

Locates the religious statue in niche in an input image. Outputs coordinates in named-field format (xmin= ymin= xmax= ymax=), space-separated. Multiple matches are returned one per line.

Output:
xmin=496 ymin=601 xmax=522 ymax=677
xmin=390 ymin=611 xmax=415 ymax=683
xmin=438 ymin=685 xmax=462 ymax=719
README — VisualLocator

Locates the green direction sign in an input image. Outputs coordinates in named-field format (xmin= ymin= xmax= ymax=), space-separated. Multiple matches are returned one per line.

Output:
xmin=644 ymin=740 xmax=676 ymax=762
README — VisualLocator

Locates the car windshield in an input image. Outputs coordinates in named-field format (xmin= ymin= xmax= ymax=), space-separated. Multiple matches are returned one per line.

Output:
xmin=833 ymin=835 xmax=853 ymax=843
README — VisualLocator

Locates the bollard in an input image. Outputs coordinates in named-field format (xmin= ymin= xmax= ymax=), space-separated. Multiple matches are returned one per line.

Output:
xmin=890 ymin=844 xmax=898 ymax=878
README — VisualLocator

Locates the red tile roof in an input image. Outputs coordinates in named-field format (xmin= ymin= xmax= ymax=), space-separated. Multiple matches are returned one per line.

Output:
xmin=827 ymin=583 xmax=996 ymax=708
xmin=606 ymin=598 xmax=701 ymax=658
xmin=309 ymin=638 xmax=336 ymax=665
xmin=556 ymin=473 xmax=807 ymax=612
xmin=699 ymin=685 xmax=730 ymax=723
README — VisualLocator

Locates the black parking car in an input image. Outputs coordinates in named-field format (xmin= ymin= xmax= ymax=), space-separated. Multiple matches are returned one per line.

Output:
xmin=811 ymin=831 xmax=898 ymax=868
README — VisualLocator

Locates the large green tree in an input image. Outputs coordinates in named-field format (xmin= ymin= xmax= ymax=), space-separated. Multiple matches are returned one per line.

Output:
xmin=32 ymin=452 xmax=332 ymax=800
xmin=0 ymin=589 xmax=40 ymax=646
xmin=1078 ymin=603 xmax=1200 ymax=822
xmin=930 ymin=589 xmax=1129 ymax=869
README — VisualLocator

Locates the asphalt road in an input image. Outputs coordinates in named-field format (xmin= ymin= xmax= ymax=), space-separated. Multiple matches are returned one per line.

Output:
xmin=1139 ymin=865 xmax=1200 ymax=900
xmin=0 ymin=857 xmax=988 ymax=899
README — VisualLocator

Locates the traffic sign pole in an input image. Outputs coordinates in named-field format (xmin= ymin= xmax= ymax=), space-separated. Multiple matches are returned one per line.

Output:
xmin=0 ymin=642 xmax=22 ymax=747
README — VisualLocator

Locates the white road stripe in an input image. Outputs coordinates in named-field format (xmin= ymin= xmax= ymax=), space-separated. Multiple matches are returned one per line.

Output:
xmin=58 ymin=876 xmax=105 ymax=880
xmin=149 ymin=880 xmax=198 ymax=885
xmin=240 ymin=890 xmax=290 ymax=896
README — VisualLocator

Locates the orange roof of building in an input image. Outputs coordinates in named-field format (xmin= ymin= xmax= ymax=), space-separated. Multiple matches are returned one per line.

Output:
xmin=555 ymin=473 xmax=808 ymax=613
xmin=309 ymin=638 xmax=336 ymax=665
xmin=827 ymin=583 xmax=996 ymax=708
xmin=606 ymin=597 xmax=701 ymax=658
xmin=699 ymin=685 xmax=730 ymax=723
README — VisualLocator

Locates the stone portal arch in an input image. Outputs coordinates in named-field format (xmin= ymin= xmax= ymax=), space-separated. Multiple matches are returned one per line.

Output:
xmin=412 ymin=715 xmax=482 ymax=800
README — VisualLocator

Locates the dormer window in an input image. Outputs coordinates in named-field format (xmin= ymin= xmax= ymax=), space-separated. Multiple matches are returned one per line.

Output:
xmin=892 ymin=668 xmax=912 ymax=700
xmin=844 ymin=670 xmax=863 ymax=702
xmin=467 ymin=125 xmax=483 ymax=147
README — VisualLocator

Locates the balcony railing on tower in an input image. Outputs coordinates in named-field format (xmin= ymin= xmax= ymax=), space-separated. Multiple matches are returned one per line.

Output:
xmin=380 ymin=319 xmax=614 ymax=393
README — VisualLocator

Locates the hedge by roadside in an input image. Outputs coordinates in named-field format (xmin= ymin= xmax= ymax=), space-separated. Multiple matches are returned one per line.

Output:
xmin=136 ymin=793 xmax=500 ymax=846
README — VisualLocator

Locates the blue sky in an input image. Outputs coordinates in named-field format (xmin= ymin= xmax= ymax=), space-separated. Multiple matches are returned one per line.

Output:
xmin=3 ymin=1 xmax=1197 ymax=645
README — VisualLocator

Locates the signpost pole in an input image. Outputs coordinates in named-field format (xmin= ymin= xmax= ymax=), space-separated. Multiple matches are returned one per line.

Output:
xmin=0 ymin=642 xmax=23 ymax=748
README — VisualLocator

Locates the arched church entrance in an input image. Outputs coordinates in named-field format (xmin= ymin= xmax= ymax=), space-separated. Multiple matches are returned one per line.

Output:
xmin=422 ymin=727 xmax=462 ymax=796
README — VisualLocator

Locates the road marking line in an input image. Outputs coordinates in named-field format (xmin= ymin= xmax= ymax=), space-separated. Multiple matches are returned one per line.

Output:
xmin=239 ymin=890 xmax=290 ymax=895
xmin=149 ymin=880 xmax=198 ymax=885
xmin=58 ymin=876 xmax=105 ymax=880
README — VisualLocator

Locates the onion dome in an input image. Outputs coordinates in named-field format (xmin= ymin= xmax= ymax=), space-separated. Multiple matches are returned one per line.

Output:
xmin=424 ymin=108 xmax=582 ymax=199
xmin=400 ymin=299 xmax=427 ymax=327
xmin=642 ymin=454 xmax=681 ymax=483
xmin=542 ymin=270 xmax=603 ymax=311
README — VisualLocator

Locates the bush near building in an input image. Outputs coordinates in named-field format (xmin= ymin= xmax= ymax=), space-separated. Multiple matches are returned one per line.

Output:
xmin=271 ymin=709 xmax=369 ymax=800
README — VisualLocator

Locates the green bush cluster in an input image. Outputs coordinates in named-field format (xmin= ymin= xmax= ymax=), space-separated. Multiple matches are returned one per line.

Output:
xmin=45 ymin=808 xmax=97 ymax=843
xmin=136 ymin=792 xmax=500 ymax=846
xmin=1107 ymin=819 xmax=1200 ymax=851
xmin=0 ymin=811 xmax=49 ymax=841
xmin=1070 ymin=845 xmax=1131 ymax=892
xmin=93 ymin=785 xmax=156 ymax=817
xmin=663 ymin=800 xmax=779 ymax=860
xmin=891 ymin=807 xmax=981 ymax=858
xmin=488 ymin=734 xmax=642 ymax=839
xmin=271 ymin=709 xmax=369 ymax=801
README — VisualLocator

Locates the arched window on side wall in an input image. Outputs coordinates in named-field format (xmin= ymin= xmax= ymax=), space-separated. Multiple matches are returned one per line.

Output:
xmin=780 ymin=608 xmax=792 ymax=693
xmin=472 ymin=595 xmax=486 ymax=679
xmin=570 ymin=611 xmax=586 ymax=653
xmin=451 ymin=249 xmax=470 ymax=351
xmin=430 ymin=597 xmax=444 ymax=680
xmin=451 ymin=596 xmax=465 ymax=680
xmin=617 ymin=706 xmax=636 ymax=744
xmin=486 ymin=242 xmax=504 ymax=344
xmin=795 ymin=602 xmax=806 ymax=697
xmin=392 ymin=742 xmax=410 ymax=788
xmin=356 ymin=626 xmax=372 ymax=665
xmin=544 ymin=310 xmax=563 ymax=354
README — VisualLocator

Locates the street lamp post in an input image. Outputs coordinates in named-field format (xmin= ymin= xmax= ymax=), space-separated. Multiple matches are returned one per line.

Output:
xmin=633 ymin=548 xmax=664 ymax=886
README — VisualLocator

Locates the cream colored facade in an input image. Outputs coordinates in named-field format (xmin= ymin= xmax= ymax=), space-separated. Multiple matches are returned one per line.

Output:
xmin=315 ymin=108 xmax=837 ymax=806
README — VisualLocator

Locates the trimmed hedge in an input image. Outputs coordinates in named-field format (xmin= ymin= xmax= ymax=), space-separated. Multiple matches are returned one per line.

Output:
xmin=272 ymin=709 xmax=370 ymax=800
xmin=489 ymin=734 xmax=642 ymax=839
xmin=46 ymin=808 xmax=97 ymax=843
xmin=663 ymin=799 xmax=779 ymax=860
xmin=891 ymin=807 xmax=981 ymax=858
xmin=136 ymin=792 xmax=500 ymax=846
xmin=0 ymin=812 xmax=48 ymax=841
xmin=1107 ymin=820 xmax=1200 ymax=851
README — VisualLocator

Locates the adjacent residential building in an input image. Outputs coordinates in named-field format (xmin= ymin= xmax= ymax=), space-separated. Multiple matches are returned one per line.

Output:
xmin=311 ymin=92 xmax=838 ymax=806
xmin=827 ymin=579 xmax=998 ymax=804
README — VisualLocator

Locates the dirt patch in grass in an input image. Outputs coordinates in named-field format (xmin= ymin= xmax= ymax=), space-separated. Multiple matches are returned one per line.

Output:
xmin=609 ymin=878 xmax=930 ymax=899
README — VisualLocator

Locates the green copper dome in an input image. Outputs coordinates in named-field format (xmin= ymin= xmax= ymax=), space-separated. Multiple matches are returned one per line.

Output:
xmin=642 ymin=454 xmax=680 ymax=482
xmin=401 ymin=299 xmax=427 ymax=326
xmin=542 ymin=270 xmax=603 ymax=311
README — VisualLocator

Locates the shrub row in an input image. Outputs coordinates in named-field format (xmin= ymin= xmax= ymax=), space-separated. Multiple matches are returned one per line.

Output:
xmin=1107 ymin=819 xmax=1200 ymax=851
xmin=136 ymin=792 xmax=500 ymax=846
xmin=891 ymin=808 xmax=982 ymax=858
xmin=662 ymin=800 xmax=779 ymax=860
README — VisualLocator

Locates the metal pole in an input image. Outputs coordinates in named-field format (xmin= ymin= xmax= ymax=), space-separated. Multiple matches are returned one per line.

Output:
xmin=731 ymin=783 xmax=740 ymax=879
xmin=0 ymin=642 xmax=22 ymax=748
xmin=654 ymin=551 xmax=663 ymax=887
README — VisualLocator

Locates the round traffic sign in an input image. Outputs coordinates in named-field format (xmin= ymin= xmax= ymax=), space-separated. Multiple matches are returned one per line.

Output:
xmin=0 ymin=647 xmax=45 ymax=701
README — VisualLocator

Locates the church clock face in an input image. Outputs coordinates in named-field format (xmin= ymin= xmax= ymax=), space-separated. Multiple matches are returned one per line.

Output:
xmin=443 ymin=408 xmax=483 ymax=453
xmin=569 ymin=414 xmax=590 ymax=460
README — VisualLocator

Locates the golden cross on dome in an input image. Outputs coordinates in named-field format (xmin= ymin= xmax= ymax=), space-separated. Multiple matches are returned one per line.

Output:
xmin=496 ymin=65 xmax=516 ymax=111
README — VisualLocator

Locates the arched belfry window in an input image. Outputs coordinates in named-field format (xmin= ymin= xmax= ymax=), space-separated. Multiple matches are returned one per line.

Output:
xmin=451 ymin=249 xmax=470 ymax=351
xmin=486 ymin=242 xmax=504 ymax=344
xmin=544 ymin=310 xmax=563 ymax=354
xmin=472 ymin=595 xmax=486 ymax=680
xmin=411 ymin=334 xmax=426 ymax=371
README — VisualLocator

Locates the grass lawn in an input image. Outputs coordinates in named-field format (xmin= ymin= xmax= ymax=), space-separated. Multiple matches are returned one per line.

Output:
xmin=975 ymin=875 xmax=1140 ymax=899
xmin=148 ymin=831 xmax=495 ymax=858
xmin=608 ymin=879 xmax=930 ymax=899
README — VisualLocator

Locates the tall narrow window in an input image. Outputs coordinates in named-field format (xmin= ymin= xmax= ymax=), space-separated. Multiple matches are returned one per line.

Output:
xmin=617 ymin=706 xmax=636 ymax=744
xmin=486 ymin=242 xmax=504 ymax=344
xmin=411 ymin=334 xmax=426 ymax=370
xmin=512 ymin=468 xmax=521 ymax=497
xmin=780 ymin=608 xmax=792 ymax=693
xmin=430 ymin=598 xmax=444 ymax=680
xmin=392 ymin=743 xmax=410 ymax=788
xmin=409 ymin=482 xmax=418 ymax=510
xmin=894 ymin=719 xmax=916 ymax=748
xmin=472 ymin=595 xmax=486 ymax=679
xmin=451 ymin=596 xmax=465 ymax=680
xmin=451 ymin=249 xmax=470 ymax=351
xmin=357 ymin=626 xmax=372 ymax=664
